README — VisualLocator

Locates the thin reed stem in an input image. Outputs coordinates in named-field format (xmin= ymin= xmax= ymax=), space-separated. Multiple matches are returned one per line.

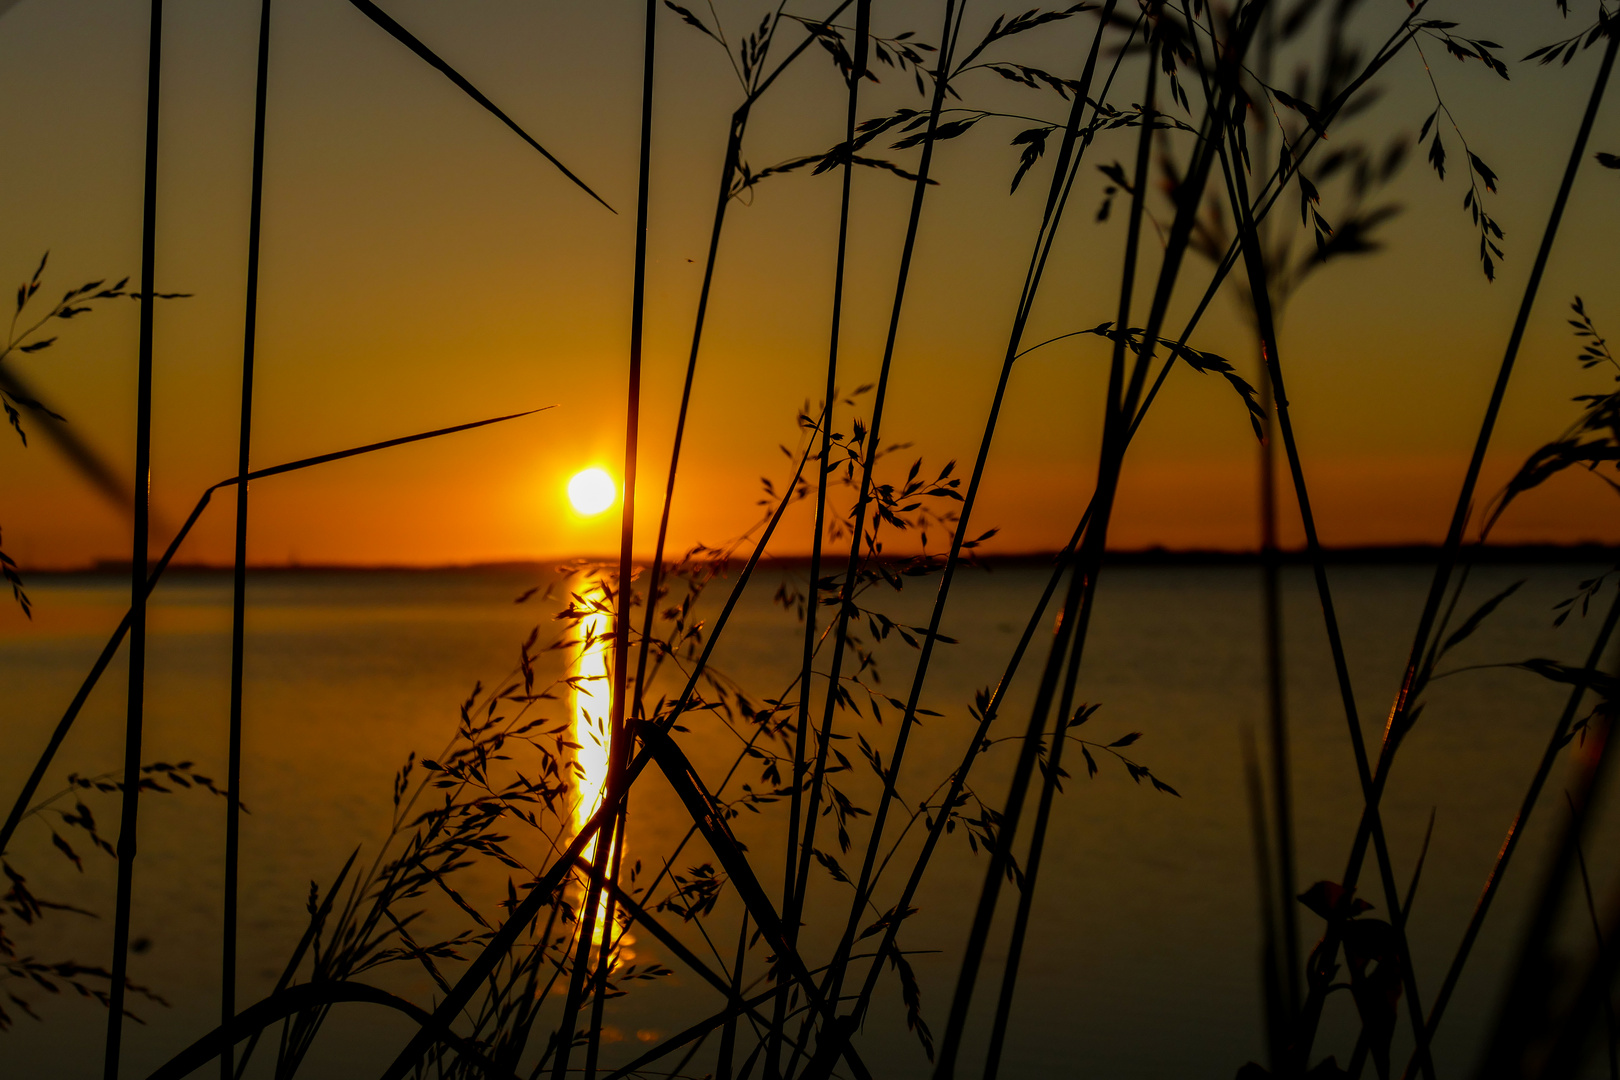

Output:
xmin=845 ymin=19 xmax=1217 ymax=1045
xmin=0 ymin=408 xmax=546 ymax=875
xmin=1353 ymin=12 xmax=1619 ymax=886
xmin=1320 ymin=18 xmax=1617 ymax=1064
xmin=1567 ymin=794 xmax=1619 ymax=1080
xmin=381 ymin=414 xmax=821 ymax=1080
xmin=632 ymin=0 xmax=857 ymax=719
xmin=813 ymin=9 xmax=1121 ymax=1056
xmin=845 ymin=509 xmax=1085 ymax=1031
xmin=1216 ymin=104 xmax=1432 ymax=1076
xmin=787 ymin=0 xmax=964 ymax=1033
xmin=585 ymin=806 xmax=631 ymax=1080
xmin=553 ymin=4 xmax=656 ymax=1074
xmin=1245 ymin=726 xmax=1289 ymax=1070
xmin=773 ymin=4 xmax=869 ymax=1077
xmin=222 ymin=3 xmax=273 ymax=1076
xmin=931 ymin=23 xmax=1160 ymax=1072
xmin=1485 ymin=668 xmax=1619 ymax=1076
xmin=106 ymin=5 xmax=163 ymax=1077
xmin=793 ymin=4 xmax=1128 ymax=1072
xmin=936 ymin=7 xmax=1273 ymax=1074
xmin=1257 ymin=396 xmax=1298 ymax=1012
xmin=717 ymin=913 xmax=749 ymax=1080
xmin=980 ymin=594 xmax=1086 ymax=1080
xmin=1247 ymin=0 xmax=1302 ymax=1024
xmin=631 ymin=109 xmax=742 ymax=715
xmin=1409 ymin=581 xmax=1620 ymax=1075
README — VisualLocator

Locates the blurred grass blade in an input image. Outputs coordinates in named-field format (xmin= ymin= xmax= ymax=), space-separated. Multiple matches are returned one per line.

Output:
xmin=0 ymin=366 xmax=130 ymax=514
xmin=143 ymin=979 xmax=521 ymax=1080
xmin=232 ymin=848 xmax=358 ymax=1080
xmin=0 ymin=407 xmax=550 ymax=862
xmin=343 ymin=0 xmax=614 ymax=212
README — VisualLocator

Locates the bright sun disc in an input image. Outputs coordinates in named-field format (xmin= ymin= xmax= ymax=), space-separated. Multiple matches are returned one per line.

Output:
xmin=567 ymin=468 xmax=617 ymax=515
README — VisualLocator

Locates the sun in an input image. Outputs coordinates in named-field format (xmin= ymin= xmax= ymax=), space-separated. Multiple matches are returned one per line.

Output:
xmin=567 ymin=468 xmax=617 ymax=515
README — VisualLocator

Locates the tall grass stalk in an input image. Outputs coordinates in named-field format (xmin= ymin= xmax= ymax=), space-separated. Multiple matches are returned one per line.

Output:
xmin=1249 ymin=0 xmax=1302 ymax=1027
xmin=807 ymin=6 xmax=1127 ymax=1073
xmin=1182 ymin=3 xmax=1456 ymax=1049
xmin=786 ymin=6 xmax=964 ymax=1063
xmin=1256 ymin=378 xmax=1295 ymax=1016
xmin=378 ymin=411 xmax=825 ymax=1080
xmin=584 ymin=805 xmax=632 ymax=1080
xmin=775 ymin=3 xmax=869 ymax=1076
xmin=105 ymin=4 xmax=164 ymax=1076
xmin=1245 ymin=725 xmax=1289 ymax=1069
xmin=221 ymin=2 xmax=272 ymax=1076
xmin=1482 ymin=642 xmax=1619 ymax=1076
xmin=839 ymin=10 xmax=1414 ymax=1052
xmin=632 ymin=0 xmax=858 ymax=719
xmin=966 ymin=58 xmax=1169 ymax=1067
xmin=1310 ymin=17 xmax=1619 ymax=1064
xmin=935 ymin=5 xmax=1273 ymax=1071
xmin=1217 ymin=113 xmax=1435 ymax=1080
xmin=629 ymin=99 xmax=741 ymax=713
xmin=1410 ymin=584 xmax=1620 ymax=1075
xmin=1358 ymin=13 xmax=1618 ymax=873
xmin=345 ymin=0 xmax=614 ymax=212
xmin=716 ymin=913 xmax=749 ymax=1080
xmin=552 ymin=3 xmax=657 ymax=1076
xmin=0 ymin=409 xmax=545 ymax=877
xmin=826 ymin=0 xmax=1119 ymax=977
xmin=1538 ymin=749 xmax=1620 ymax=1078
xmin=932 ymin=23 xmax=1164 ymax=1073
xmin=839 ymin=16 xmax=1156 ymax=1042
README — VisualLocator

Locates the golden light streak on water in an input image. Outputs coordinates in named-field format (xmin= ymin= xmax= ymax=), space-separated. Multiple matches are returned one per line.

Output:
xmin=571 ymin=595 xmax=613 ymax=847
xmin=569 ymin=580 xmax=633 ymax=963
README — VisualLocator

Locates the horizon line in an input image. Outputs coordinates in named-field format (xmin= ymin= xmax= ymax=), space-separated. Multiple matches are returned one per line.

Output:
xmin=25 ymin=540 xmax=1620 ymax=575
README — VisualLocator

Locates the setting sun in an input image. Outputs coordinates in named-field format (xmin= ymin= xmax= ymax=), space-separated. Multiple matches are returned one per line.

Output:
xmin=567 ymin=468 xmax=617 ymax=516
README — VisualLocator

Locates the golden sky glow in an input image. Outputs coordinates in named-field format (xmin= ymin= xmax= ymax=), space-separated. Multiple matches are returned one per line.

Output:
xmin=1 ymin=1 xmax=1617 ymax=569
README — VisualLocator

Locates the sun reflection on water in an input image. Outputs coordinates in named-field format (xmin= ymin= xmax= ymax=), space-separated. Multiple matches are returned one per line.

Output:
xmin=571 ymin=593 xmax=613 ymax=847
xmin=569 ymin=580 xmax=632 ymax=962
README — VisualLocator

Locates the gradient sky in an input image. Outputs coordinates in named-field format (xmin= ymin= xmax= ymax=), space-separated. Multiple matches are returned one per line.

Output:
xmin=2 ymin=0 xmax=1618 ymax=571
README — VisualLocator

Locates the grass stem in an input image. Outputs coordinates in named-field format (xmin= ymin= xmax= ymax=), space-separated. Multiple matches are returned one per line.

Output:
xmin=221 ymin=3 xmax=272 ymax=1076
xmin=105 ymin=5 xmax=163 ymax=1076
xmin=774 ymin=4 xmax=869 ymax=1077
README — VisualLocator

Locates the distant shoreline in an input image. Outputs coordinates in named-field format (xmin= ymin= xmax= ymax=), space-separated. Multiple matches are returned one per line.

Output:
xmin=27 ymin=542 xmax=1619 ymax=576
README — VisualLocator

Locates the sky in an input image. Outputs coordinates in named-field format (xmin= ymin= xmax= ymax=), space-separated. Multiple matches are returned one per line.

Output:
xmin=1 ymin=0 xmax=1618 ymax=569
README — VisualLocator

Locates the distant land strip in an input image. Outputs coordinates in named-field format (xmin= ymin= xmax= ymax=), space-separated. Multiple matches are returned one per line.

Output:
xmin=30 ymin=543 xmax=1620 ymax=576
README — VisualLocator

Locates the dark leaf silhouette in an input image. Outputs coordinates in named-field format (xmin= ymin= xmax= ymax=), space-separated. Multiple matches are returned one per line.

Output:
xmin=1439 ymin=579 xmax=1524 ymax=658
xmin=343 ymin=0 xmax=613 ymax=212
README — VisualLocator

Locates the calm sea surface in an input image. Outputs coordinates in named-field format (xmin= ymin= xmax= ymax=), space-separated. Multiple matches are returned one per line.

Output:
xmin=2 ymin=563 xmax=1616 ymax=1078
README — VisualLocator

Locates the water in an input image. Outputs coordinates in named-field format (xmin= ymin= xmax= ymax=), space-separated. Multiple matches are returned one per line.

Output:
xmin=1 ymin=562 xmax=1615 ymax=1078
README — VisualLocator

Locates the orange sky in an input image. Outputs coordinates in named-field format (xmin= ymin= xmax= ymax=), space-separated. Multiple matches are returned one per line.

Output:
xmin=2 ymin=0 xmax=1618 ymax=569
